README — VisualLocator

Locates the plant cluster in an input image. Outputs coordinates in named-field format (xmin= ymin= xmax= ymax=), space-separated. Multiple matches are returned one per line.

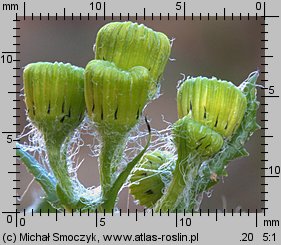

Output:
xmin=18 ymin=21 xmax=260 ymax=212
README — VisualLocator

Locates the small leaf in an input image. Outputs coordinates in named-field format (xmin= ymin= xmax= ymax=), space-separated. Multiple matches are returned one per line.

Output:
xmin=16 ymin=143 xmax=56 ymax=195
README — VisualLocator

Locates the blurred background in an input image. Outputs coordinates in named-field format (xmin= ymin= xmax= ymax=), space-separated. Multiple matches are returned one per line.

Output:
xmin=17 ymin=17 xmax=264 ymax=212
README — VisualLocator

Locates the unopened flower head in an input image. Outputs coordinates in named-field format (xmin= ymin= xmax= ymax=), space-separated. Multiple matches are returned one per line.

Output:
xmin=23 ymin=62 xmax=85 ymax=145
xmin=177 ymin=77 xmax=247 ymax=138
xmin=95 ymin=21 xmax=171 ymax=97
xmin=129 ymin=150 xmax=173 ymax=208
xmin=85 ymin=60 xmax=152 ymax=133
xmin=173 ymin=116 xmax=224 ymax=158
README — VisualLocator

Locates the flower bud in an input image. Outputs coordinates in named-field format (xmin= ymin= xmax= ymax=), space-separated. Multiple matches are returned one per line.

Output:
xmin=85 ymin=60 xmax=152 ymax=133
xmin=129 ymin=150 xmax=173 ymax=208
xmin=173 ymin=116 xmax=224 ymax=158
xmin=95 ymin=21 xmax=171 ymax=96
xmin=23 ymin=62 xmax=85 ymax=145
xmin=177 ymin=77 xmax=247 ymax=138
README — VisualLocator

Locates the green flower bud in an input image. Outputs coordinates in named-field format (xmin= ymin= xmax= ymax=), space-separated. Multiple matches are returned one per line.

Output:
xmin=129 ymin=150 xmax=173 ymax=208
xmin=173 ymin=116 xmax=224 ymax=158
xmin=23 ymin=62 xmax=85 ymax=145
xmin=177 ymin=77 xmax=247 ymax=138
xmin=95 ymin=21 xmax=171 ymax=96
xmin=85 ymin=60 xmax=152 ymax=133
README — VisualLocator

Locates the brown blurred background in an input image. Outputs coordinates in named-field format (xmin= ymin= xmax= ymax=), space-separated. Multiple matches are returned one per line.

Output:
xmin=17 ymin=17 xmax=264 ymax=212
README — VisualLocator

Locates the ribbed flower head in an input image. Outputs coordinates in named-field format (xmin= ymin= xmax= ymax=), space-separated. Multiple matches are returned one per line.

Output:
xmin=23 ymin=62 xmax=85 ymax=145
xmin=95 ymin=21 xmax=171 ymax=96
xmin=173 ymin=116 xmax=224 ymax=158
xmin=177 ymin=77 xmax=247 ymax=138
xmin=129 ymin=150 xmax=173 ymax=208
xmin=85 ymin=60 xmax=152 ymax=133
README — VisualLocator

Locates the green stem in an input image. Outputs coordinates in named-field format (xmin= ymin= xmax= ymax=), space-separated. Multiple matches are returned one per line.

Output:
xmin=154 ymin=128 xmax=189 ymax=212
xmin=45 ymin=140 xmax=77 ymax=209
xmin=154 ymin=163 xmax=186 ymax=212
xmin=154 ymin=128 xmax=204 ymax=213
xmin=102 ymin=132 xmax=151 ymax=211
xmin=174 ymin=166 xmax=202 ymax=212
xmin=99 ymin=132 xmax=127 ymax=197
xmin=100 ymin=119 xmax=151 ymax=212
xmin=154 ymin=157 xmax=202 ymax=212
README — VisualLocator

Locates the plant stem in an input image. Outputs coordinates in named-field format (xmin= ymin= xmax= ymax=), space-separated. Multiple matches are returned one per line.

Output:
xmin=100 ymin=118 xmax=151 ymax=212
xmin=154 ymin=130 xmax=204 ymax=213
xmin=154 ymin=163 xmax=186 ymax=212
xmin=45 ymin=140 xmax=77 ymax=209
xmin=154 ymin=130 xmax=188 ymax=212
xmin=155 ymin=158 xmax=203 ymax=212
xmin=101 ymin=134 xmax=151 ymax=211
xmin=99 ymin=132 xmax=126 ymax=198
xmin=174 ymin=166 xmax=202 ymax=212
